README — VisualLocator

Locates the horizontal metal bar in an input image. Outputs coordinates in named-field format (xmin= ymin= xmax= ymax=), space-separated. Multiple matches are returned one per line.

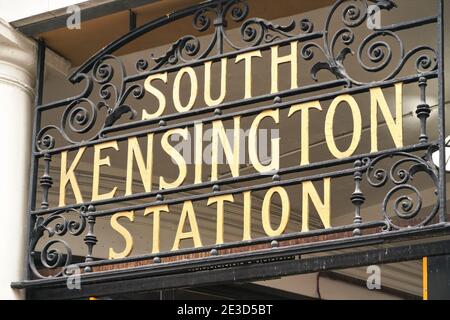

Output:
xmin=379 ymin=15 xmax=438 ymax=32
xmin=37 ymin=77 xmax=343 ymax=114
xmin=34 ymin=71 xmax=438 ymax=157
xmin=14 ymin=225 xmax=450 ymax=298
xmin=31 ymin=143 xmax=431 ymax=216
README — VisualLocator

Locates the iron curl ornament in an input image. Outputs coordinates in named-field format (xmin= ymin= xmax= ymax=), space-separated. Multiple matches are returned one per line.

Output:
xmin=136 ymin=0 xmax=315 ymax=71
xmin=301 ymin=0 xmax=438 ymax=85
xmin=36 ymin=55 xmax=143 ymax=151
xmin=29 ymin=206 xmax=91 ymax=279
xmin=365 ymin=148 xmax=439 ymax=231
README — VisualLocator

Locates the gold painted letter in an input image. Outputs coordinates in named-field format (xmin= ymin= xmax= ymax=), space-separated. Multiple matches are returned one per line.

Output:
xmin=211 ymin=117 xmax=241 ymax=181
xmin=160 ymin=128 xmax=188 ymax=189
xmin=59 ymin=147 xmax=86 ymax=206
xmin=144 ymin=205 xmax=170 ymax=254
xmin=207 ymin=194 xmax=234 ymax=245
xmin=370 ymin=83 xmax=403 ymax=152
xmin=172 ymin=201 xmax=203 ymax=250
xmin=262 ymin=187 xmax=290 ymax=237
xmin=288 ymin=101 xmax=323 ymax=165
xmin=325 ymin=95 xmax=362 ymax=159
xmin=235 ymin=50 xmax=262 ymax=99
xmin=204 ymin=58 xmax=227 ymax=106
xmin=109 ymin=211 xmax=134 ymax=259
xmin=194 ymin=122 xmax=204 ymax=184
xmin=243 ymin=191 xmax=252 ymax=241
xmin=126 ymin=134 xmax=154 ymax=195
xmin=249 ymin=110 xmax=280 ymax=173
xmin=271 ymin=42 xmax=298 ymax=93
xmin=173 ymin=67 xmax=198 ymax=112
xmin=92 ymin=141 xmax=119 ymax=201
xmin=142 ymin=73 xmax=167 ymax=120
xmin=301 ymin=178 xmax=331 ymax=232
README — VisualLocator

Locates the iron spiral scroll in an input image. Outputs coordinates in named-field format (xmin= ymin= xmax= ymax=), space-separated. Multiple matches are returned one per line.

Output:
xmin=36 ymin=56 xmax=144 ymax=152
xmin=301 ymin=0 xmax=437 ymax=85
xmin=29 ymin=206 xmax=96 ymax=279
xmin=364 ymin=148 xmax=440 ymax=231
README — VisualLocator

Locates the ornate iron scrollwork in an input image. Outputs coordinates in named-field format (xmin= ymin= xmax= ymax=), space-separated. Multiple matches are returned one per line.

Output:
xmin=136 ymin=0 xmax=315 ymax=71
xmin=365 ymin=148 xmax=439 ymax=231
xmin=29 ymin=207 xmax=89 ymax=279
xmin=301 ymin=0 xmax=437 ymax=85
xmin=36 ymin=55 xmax=145 ymax=151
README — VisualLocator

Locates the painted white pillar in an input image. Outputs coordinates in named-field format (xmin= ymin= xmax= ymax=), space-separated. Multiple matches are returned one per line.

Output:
xmin=0 ymin=18 xmax=37 ymax=300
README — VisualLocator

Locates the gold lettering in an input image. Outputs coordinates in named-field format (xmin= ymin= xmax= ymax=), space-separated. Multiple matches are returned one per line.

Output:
xmin=249 ymin=109 xmax=280 ymax=173
xmin=173 ymin=67 xmax=198 ymax=112
xmin=59 ymin=147 xmax=86 ymax=206
xmin=207 ymin=194 xmax=234 ymax=245
xmin=125 ymin=134 xmax=153 ymax=196
xmin=194 ymin=122 xmax=203 ymax=184
xmin=211 ymin=117 xmax=241 ymax=181
xmin=370 ymin=83 xmax=403 ymax=152
xmin=243 ymin=191 xmax=252 ymax=241
xmin=262 ymin=186 xmax=290 ymax=237
xmin=159 ymin=128 xmax=188 ymax=190
xmin=109 ymin=211 xmax=134 ymax=259
xmin=235 ymin=50 xmax=262 ymax=99
xmin=144 ymin=205 xmax=170 ymax=254
xmin=288 ymin=101 xmax=323 ymax=165
xmin=204 ymin=58 xmax=227 ymax=106
xmin=172 ymin=201 xmax=202 ymax=250
xmin=271 ymin=42 xmax=298 ymax=93
xmin=142 ymin=73 xmax=167 ymax=120
xmin=92 ymin=141 xmax=119 ymax=201
xmin=325 ymin=95 xmax=362 ymax=159
xmin=301 ymin=178 xmax=331 ymax=232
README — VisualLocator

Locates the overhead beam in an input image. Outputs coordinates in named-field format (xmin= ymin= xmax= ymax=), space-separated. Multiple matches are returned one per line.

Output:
xmin=24 ymin=239 xmax=450 ymax=300
xmin=12 ymin=0 xmax=160 ymax=36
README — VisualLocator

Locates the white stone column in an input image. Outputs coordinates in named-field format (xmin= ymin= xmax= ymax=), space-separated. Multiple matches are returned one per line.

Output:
xmin=0 ymin=18 xmax=37 ymax=300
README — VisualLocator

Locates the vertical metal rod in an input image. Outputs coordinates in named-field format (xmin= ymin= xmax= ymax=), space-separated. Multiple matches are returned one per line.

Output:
xmin=83 ymin=205 xmax=98 ymax=273
xmin=129 ymin=10 xmax=137 ymax=32
xmin=351 ymin=160 xmax=365 ymax=236
xmin=216 ymin=1 xmax=224 ymax=55
xmin=39 ymin=153 xmax=53 ymax=209
xmin=25 ymin=40 xmax=46 ymax=282
xmin=416 ymin=77 xmax=430 ymax=144
xmin=438 ymin=0 xmax=447 ymax=222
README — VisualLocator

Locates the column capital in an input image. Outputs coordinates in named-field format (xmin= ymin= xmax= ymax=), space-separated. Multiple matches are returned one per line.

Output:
xmin=0 ymin=18 xmax=37 ymax=96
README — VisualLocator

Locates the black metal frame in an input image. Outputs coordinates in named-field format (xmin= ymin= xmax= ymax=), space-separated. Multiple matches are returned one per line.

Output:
xmin=13 ymin=0 xmax=449 ymax=298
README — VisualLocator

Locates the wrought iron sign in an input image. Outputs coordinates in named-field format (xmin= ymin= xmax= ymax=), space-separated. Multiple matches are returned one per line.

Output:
xmin=24 ymin=0 xmax=448 ymax=286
